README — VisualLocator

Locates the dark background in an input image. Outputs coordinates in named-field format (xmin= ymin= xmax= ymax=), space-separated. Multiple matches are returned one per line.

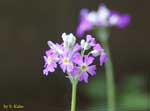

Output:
xmin=0 ymin=0 xmax=149 ymax=110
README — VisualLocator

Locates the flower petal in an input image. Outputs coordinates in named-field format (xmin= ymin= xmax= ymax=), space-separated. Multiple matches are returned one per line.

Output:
xmin=86 ymin=35 xmax=96 ymax=46
xmin=47 ymin=64 xmax=55 ymax=72
xmin=51 ymin=62 xmax=57 ymax=68
xmin=117 ymin=14 xmax=131 ymax=28
xmin=84 ymin=55 xmax=94 ymax=65
xmin=60 ymin=64 xmax=66 ymax=73
xmin=70 ymin=43 xmax=81 ymax=56
xmin=43 ymin=64 xmax=56 ymax=76
xmin=72 ymin=53 xmax=83 ymax=65
xmin=43 ymin=68 xmax=48 ymax=76
xmin=70 ymin=67 xmax=80 ymax=77
xmin=87 ymin=65 xmax=96 ymax=76
xmin=80 ymin=8 xmax=88 ymax=20
xmin=100 ymin=52 xmax=107 ymax=66
xmin=93 ymin=43 xmax=103 ymax=51
xmin=76 ymin=20 xmax=93 ymax=37
xmin=79 ymin=72 xmax=89 ymax=83
xmin=67 ymin=63 xmax=74 ymax=72
xmin=43 ymin=56 xmax=48 ymax=67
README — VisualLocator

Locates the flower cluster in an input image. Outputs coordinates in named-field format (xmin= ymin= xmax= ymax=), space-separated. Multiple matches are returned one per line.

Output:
xmin=77 ymin=4 xmax=131 ymax=36
xmin=43 ymin=33 xmax=107 ymax=83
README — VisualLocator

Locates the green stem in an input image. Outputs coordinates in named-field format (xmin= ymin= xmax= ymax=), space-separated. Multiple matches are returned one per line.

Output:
xmin=71 ymin=80 xmax=78 ymax=111
xmin=103 ymin=39 xmax=115 ymax=111
xmin=96 ymin=27 xmax=116 ymax=111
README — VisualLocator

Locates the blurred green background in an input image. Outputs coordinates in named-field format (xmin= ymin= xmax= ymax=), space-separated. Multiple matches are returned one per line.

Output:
xmin=0 ymin=0 xmax=149 ymax=111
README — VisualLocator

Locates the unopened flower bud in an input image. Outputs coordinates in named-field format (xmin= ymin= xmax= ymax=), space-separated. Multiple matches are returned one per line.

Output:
xmin=62 ymin=33 xmax=76 ymax=51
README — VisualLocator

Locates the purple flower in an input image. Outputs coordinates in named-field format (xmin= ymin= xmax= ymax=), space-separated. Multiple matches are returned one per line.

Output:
xmin=91 ymin=43 xmax=107 ymax=65
xmin=86 ymin=35 xmax=96 ymax=46
xmin=73 ymin=54 xmax=96 ymax=83
xmin=90 ymin=43 xmax=103 ymax=56
xmin=43 ymin=33 xmax=107 ymax=83
xmin=80 ymin=35 xmax=96 ymax=50
xmin=76 ymin=9 xmax=93 ymax=37
xmin=100 ymin=51 xmax=107 ymax=66
xmin=116 ymin=14 xmax=131 ymax=28
xmin=47 ymin=41 xmax=63 ymax=55
xmin=108 ymin=11 xmax=120 ymax=26
xmin=59 ymin=43 xmax=81 ymax=73
xmin=59 ymin=50 xmax=74 ymax=73
xmin=108 ymin=11 xmax=131 ymax=28
xmin=76 ymin=4 xmax=131 ymax=37
xmin=43 ymin=50 xmax=58 ymax=76
xmin=97 ymin=4 xmax=110 ymax=26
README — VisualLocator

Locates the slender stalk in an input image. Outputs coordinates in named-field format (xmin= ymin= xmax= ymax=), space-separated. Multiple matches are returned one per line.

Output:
xmin=103 ymin=38 xmax=115 ymax=111
xmin=71 ymin=80 xmax=78 ymax=111
xmin=96 ymin=27 xmax=116 ymax=111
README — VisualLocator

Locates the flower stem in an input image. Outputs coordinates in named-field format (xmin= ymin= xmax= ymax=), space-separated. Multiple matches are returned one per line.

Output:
xmin=103 ymin=38 xmax=115 ymax=111
xmin=96 ymin=27 xmax=116 ymax=111
xmin=71 ymin=80 xmax=78 ymax=111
